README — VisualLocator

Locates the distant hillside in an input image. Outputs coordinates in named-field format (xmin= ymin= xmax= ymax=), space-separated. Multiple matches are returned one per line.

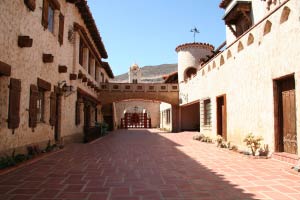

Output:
xmin=111 ymin=64 xmax=177 ymax=83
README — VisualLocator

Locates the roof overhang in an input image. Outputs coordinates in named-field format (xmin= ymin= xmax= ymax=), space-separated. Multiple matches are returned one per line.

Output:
xmin=223 ymin=1 xmax=252 ymax=24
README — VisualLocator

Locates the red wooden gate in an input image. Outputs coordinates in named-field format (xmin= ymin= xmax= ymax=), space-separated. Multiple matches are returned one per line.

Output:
xmin=121 ymin=113 xmax=151 ymax=128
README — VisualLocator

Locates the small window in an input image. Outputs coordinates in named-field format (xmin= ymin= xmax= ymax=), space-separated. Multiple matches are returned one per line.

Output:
xmin=166 ymin=109 xmax=171 ymax=124
xmin=133 ymin=79 xmax=138 ymax=84
xmin=88 ymin=53 xmax=93 ymax=74
xmin=185 ymin=67 xmax=197 ymax=80
xmin=79 ymin=37 xmax=84 ymax=66
xmin=203 ymin=99 xmax=211 ymax=126
xmin=37 ymin=89 xmax=45 ymax=123
xmin=48 ymin=5 xmax=55 ymax=33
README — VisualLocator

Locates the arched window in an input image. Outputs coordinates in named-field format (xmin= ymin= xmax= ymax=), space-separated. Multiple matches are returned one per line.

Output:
xmin=280 ymin=6 xmax=291 ymax=24
xmin=185 ymin=67 xmax=197 ymax=80
xmin=263 ymin=20 xmax=272 ymax=36
xmin=238 ymin=41 xmax=244 ymax=52
xmin=227 ymin=50 xmax=232 ymax=59
xmin=247 ymin=33 xmax=254 ymax=46
xmin=220 ymin=55 xmax=225 ymax=66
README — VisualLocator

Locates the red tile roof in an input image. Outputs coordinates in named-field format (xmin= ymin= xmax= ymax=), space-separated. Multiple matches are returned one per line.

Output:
xmin=175 ymin=42 xmax=214 ymax=52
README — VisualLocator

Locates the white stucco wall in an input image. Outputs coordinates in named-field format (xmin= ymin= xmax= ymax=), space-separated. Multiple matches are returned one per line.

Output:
xmin=179 ymin=0 xmax=300 ymax=154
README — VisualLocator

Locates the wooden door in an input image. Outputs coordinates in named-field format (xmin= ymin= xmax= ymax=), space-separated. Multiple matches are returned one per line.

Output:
xmin=282 ymin=89 xmax=297 ymax=154
xmin=54 ymin=94 xmax=60 ymax=141
xmin=217 ymin=95 xmax=227 ymax=140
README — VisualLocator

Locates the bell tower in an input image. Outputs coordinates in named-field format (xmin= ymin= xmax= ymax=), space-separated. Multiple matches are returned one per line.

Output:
xmin=128 ymin=63 xmax=142 ymax=83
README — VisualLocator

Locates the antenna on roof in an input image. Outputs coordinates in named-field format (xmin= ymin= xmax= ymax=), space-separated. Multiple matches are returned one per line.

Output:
xmin=190 ymin=27 xmax=200 ymax=43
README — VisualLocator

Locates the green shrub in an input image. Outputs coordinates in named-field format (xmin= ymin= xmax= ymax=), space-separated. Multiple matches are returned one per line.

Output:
xmin=243 ymin=133 xmax=263 ymax=156
xmin=0 ymin=150 xmax=28 ymax=169
xmin=101 ymin=122 xmax=109 ymax=135
xmin=259 ymin=144 xmax=269 ymax=156
xmin=201 ymin=136 xmax=213 ymax=143
xmin=193 ymin=134 xmax=205 ymax=141
xmin=229 ymin=145 xmax=238 ymax=151
xmin=216 ymin=135 xmax=229 ymax=148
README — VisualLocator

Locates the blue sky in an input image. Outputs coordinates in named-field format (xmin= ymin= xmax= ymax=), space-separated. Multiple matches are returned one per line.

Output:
xmin=88 ymin=0 xmax=226 ymax=76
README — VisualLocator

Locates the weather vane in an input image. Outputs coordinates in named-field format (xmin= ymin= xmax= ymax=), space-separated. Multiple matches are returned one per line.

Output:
xmin=190 ymin=27 xmax=200 ymax=43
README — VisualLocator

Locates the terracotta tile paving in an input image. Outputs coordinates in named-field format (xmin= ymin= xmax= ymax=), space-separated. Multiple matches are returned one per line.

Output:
xmin=0 ymin=129 xmax=300 ymax=200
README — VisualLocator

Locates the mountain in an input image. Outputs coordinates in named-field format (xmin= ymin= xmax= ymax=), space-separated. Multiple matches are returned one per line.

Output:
xmin=111 ymin=64 xmax=177 ymax=83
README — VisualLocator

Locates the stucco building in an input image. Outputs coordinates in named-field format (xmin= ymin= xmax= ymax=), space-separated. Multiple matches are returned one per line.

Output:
xmin=175 ymin=0 xmax=300 ymax=160
xmin=0 ymin=0 xmax=113 ymax=154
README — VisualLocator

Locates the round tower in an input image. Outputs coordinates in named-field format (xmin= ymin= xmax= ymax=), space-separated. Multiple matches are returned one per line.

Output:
xmin=175 ymin=42 xmax=214 ymax=82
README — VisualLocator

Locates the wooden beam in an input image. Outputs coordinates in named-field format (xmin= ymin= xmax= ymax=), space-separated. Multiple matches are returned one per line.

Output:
xmin=78 ymin=72 xmax=83 ymax=79
xmin=24 ymin=0 xmax=36 ymax=11
xmin=37 ymin=78 xmax=51 ymax=91
xmin=43 ymin=54 xmax=54 ymax=63
xmin=0 ymin=61 xmax=11 ymax=76
xmin=18 ymin=36 xmax=33 ymax=48
xmin=58 ymin=65 xmax=67 ymax=73
xmin=226 ymin=24 xmax=237 ymax=37
xmin=70 ymin=74 xmax=77 ymax=80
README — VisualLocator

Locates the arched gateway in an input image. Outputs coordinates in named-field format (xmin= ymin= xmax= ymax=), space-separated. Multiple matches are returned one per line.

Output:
xmin=98 ymin=82 xmax=180 ymax=132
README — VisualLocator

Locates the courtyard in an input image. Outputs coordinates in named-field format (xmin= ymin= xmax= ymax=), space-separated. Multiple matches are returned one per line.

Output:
xmin=0 ymin=129 xmax=299 ymax=200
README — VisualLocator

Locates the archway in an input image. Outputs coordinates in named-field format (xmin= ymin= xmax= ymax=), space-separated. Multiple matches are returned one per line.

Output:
xmin=184 ymin=67 xmax=197 ymax=80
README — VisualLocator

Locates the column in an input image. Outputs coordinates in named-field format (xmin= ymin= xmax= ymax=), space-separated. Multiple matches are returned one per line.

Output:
xmin=171 ymin=105 xmax=181 ymax=133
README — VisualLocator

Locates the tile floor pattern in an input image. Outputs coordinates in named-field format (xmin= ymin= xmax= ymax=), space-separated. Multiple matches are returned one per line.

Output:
xmin=0 ymin=129 xmax=300 ymax=200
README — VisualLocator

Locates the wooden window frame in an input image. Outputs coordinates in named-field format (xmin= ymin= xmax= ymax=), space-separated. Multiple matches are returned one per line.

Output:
xmin=37 ymin=88 xmax=46 ymax=123
xmin=203 ymin=99 xmax=211 ymax=126
xmin=79 ymin=37 xmax=85 ymax=66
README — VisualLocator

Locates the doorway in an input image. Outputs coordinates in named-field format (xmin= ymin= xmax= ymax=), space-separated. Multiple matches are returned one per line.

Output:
xmin=54 ymin=94 xmax=60 ymax=141
xmin=274 ymin=75 xmax=297 ymax=154
xmin=216 ymin=95 xmax=227 ymax=140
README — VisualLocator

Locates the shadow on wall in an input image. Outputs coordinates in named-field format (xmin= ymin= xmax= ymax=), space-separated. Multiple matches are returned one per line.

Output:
xmin=0 ymin=129 xmax=257 ymax=200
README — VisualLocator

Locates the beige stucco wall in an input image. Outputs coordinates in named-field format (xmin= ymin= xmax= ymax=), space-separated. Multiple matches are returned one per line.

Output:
xmin=179 ymin=0 xmax=300 ymax=154
xmin=0 ymin=0 xmax=109 ymax=154
xmin=115 ymin=100 xmax=160 ymax=128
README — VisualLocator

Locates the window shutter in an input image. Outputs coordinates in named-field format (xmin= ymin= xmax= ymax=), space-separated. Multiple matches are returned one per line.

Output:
xmin=58 ymin=13 xmax=64 ymax=45
xmin=29 ymin=84 xmax=38 ymax=128
xmin=49 ymin=92 xmax=56 ymax=126
xmin=75 ymin=100 xmax=80 ymax=125
xmin=42 ymin=0 xmax=49 ymax=29
xmin=8 ymin=78 xmax=21 ymax=130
